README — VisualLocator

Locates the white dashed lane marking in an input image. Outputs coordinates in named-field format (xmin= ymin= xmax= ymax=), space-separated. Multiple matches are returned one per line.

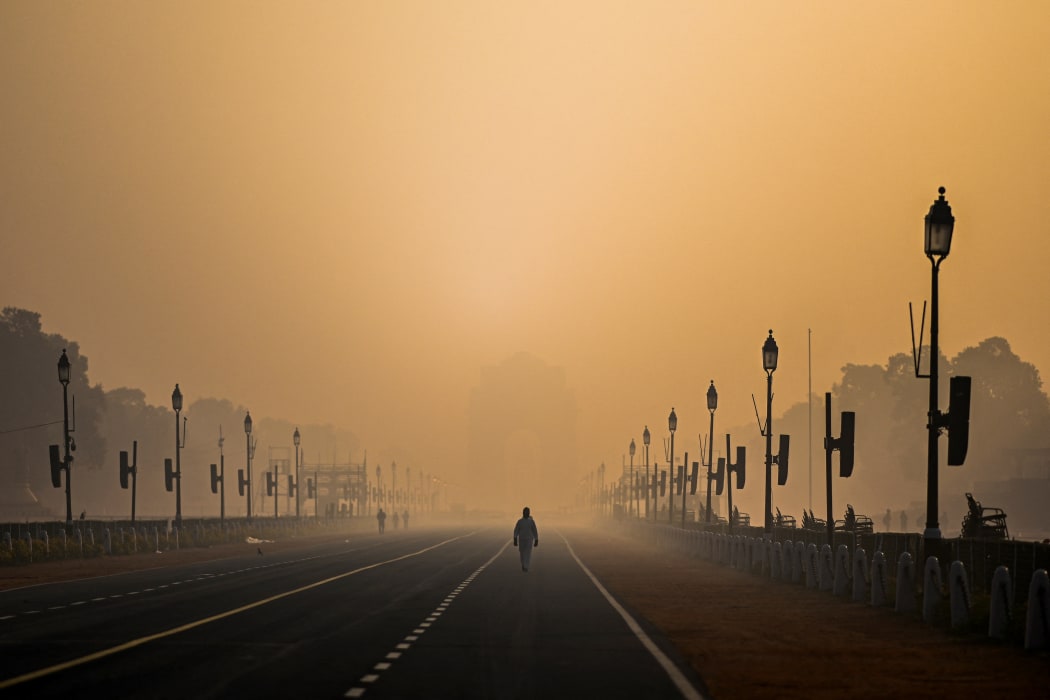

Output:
xmin=343 ymin=542 xmax=509 ymax=698
xmin=0 ymin=555 xmax=325 ymax=625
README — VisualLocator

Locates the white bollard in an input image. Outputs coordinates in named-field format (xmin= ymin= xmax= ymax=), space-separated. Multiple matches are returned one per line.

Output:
xmin=805 ymin=543 xmax=819 ymax=589
xmin=771 ymin=542 xmax=782 ymax=580
xmin=895 ymin=552 xmax=916 ymax=614
xmin=871 ymin=551 xmax=888 ymax=607
xmin=922 ymin=556 xmax=942 ymax=622
xmin=988 ymin=566 xmax=1013 ymax=640
xmin=819 ymin=544 xmax=834 ymax=592
xmin=780 ymin=540 xmax=792 ymax=581
xmin=833 ymin=544 xmax=851 ymax=597
xmin=793 ymin=541 xmax=806 ymax=584
xmin=948 ymin=560 xmax=970 ymax=630
xmin=852 ymin=547 xmax=868 ymax=602
xmin=1024 ymin=569 xmax=1050 ymax=651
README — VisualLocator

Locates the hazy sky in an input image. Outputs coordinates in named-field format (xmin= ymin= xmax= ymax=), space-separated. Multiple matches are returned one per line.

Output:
xmin=3 ymin=2 xmax=1049 ymax=506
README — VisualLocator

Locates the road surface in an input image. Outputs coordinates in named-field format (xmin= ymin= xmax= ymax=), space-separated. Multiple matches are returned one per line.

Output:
xmin=0 ymin=525 xmax=707 ymax=699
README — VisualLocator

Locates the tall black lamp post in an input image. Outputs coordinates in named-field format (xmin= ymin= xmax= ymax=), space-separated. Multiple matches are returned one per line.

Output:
xmin=705 ymin=381 xmax=717 ymax=523
xmin=923 ymin=187 xmax=955 ymax=543
xmin=598 ymin=462 xmax=606 ymax=516
xmin=629 ymin=439 xmax=636 ymax=518
xmin=762 ymin=330 xmax=779 ymax=535
xmin=244 ymin=411 xmax=254 ymax=521
xmin=667 ymin=408 xmax=677 ymax=524
xmin=294 ymin=427 xmax=301 ymax=519
xmin=376 ymin=464 xmax=382 ymax=514
xmin=171 ymin=384 xmax=185 ymax=527
xmin=642 ymin=426 xmax=651 ymax=520
xmin=57 ymin=349 xmax=73 ymax=524
xmin=217 ymin=427 xmax=225 ymax=526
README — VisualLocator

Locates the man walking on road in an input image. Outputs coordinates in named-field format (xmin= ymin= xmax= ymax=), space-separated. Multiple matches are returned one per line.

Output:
xmin=513 ymin=506 xmax=539 ymax=572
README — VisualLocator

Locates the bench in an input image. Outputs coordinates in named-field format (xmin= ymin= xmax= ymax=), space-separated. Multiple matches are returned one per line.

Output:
xmin=801 ymin=509 xmax=826 ymax=532
xmin=775 ymin=507 xmax=797 ymax=528
xmin=962 ymin=492 xmax=1009 ymax=539
xmin=731 ymin=507 xmax=751 ymax=527
xmin=834 ymin=504 xmax=874 ymax=534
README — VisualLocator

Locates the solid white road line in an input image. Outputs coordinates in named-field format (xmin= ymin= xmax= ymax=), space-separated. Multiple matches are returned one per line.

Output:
xmin=0 ymin=533 xmax=475 ymax=691
xmin=561 ymin=533 xmax=709 ymax=700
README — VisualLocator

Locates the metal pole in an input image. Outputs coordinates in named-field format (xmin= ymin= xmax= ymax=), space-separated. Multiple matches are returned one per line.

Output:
xmin=681 ymin=451 xmax=688 ymax=528
xmin=652 ymin=463 xmax=657 ymax=522
xmin=629 ymin=451 xmax=634 ymax=518
xmin=668 ymin=432 xmax=675 ymax=524
xmin=765 ymin=370 xmax=773 ymax=536
xmin=62 ymin=381 xmax=72 ymax=524
xmin=825 ymin=391 xmax=834 ymax=546
xmin=726 ymin=435 xmax=734 ymax=534
xmin=644 ymin=444 xmax=650 ymax=520
xmin=295 ymin=445 xmax=300 ymax=519
xmin=246 ymin=432 xmax=253 ymax=522
xmin=131 ymin=441 xmax=138 ymax=523
xmin=274 ymin=461 xmax=279 ymax=519
xmin=219 ymin=444 xmax=225 ymax=526
xmin=175 ymin=409 xmax=182 ymax=528
xmin=925 ymin=259 xmax=942 ymax=541
xmin=706 ymin=410 xmax=715 ymax=523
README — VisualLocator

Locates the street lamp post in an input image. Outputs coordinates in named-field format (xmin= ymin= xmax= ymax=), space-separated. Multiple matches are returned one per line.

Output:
xmin=57 ymin=349 xmax=73 ymax=524
xmin=762 ymin=330 xmax=779 ymax=535
xmin=667 ymin=408 xmax=677 ymax=524
xmin=244 ymin=411 xmax=254 ymax=521
xmin=599 ymin=462 xmax=606 ymax=517
xmin=218 ymin=427 xmax=225 ymax=526
xmin=922 ymin=187 xmax=955 ymax=544
xmin=294 ymin=428 xmax=301 ymax=518
xmin=705 ymin=381 xmax=718 ymax=523
xmin=629 ymin=439 xmax=636 ymax=518
xmin=642 ymin=426 xmax=651 ymax=520
xmin=376 ymin=464 xmax=382 ymax=516
xmin=171 ymin=384 xmax=185 ymax=528
xmin=271 ymin=457 xmax=279 ymax=519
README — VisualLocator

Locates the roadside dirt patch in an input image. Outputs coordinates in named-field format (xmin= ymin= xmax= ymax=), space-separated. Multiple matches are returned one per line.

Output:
xmin=567 ymin=528 xmax=1050 ymax=700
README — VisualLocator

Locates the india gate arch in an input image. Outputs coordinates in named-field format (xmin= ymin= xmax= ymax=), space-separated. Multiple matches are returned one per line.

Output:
xmin=466 ymin=353 xmax=577 ymax=515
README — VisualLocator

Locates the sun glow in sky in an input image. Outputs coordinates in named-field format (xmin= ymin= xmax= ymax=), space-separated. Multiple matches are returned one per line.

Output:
xmin=2 ymin=2 xmax=1049 ymax=514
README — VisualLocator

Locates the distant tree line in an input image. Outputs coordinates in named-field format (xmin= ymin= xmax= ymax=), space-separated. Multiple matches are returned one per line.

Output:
xmin=0 ymin=307 xmax=362 ymax=520
xmin=724 ymin=337 xmax=1050 ymax=529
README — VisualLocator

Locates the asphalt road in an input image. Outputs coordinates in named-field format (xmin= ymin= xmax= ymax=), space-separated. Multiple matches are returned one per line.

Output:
xmin=0 ymin=525 xmax=707 ymax=699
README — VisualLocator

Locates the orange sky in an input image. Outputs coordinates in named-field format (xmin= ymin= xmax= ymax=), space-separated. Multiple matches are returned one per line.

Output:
xmin=2 ymin=2 xmax=1049 ymax=514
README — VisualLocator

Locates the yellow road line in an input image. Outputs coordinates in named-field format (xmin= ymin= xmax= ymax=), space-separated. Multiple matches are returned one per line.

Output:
xmin=0 ymin=534 xmax=472 ymax=690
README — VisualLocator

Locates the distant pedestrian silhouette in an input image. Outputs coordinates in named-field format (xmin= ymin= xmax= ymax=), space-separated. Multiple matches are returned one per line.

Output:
xmin=392 ymin=511 xmax=400 ymax=530
xmin=513 ymin=506 xmax=539 ymax=572
xmin=900 ymin=510 xmax=908 ymax=532
xmin=883 ymin=508 xmax=892 ymax=531
xmin=402 ymin=510 xmax=410 ymax=529
xmin=377 ymin=508 xmax=387 ymax=534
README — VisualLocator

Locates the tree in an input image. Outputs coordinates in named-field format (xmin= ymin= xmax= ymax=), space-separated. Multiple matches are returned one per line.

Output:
xmin=947 ymin=337 xmax=1050 ymax=485
xmin=0 ymin=307 xmax=105 ymax=517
